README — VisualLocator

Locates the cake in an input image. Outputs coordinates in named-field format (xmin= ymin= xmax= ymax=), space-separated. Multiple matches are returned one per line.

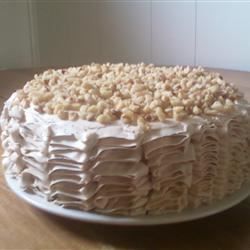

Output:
xmin=1 ymin=63 xmax=250 ymax=216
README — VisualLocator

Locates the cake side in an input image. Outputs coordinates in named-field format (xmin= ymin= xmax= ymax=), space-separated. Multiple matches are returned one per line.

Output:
xmin=2 ymin=92 xmax=250 ymax=215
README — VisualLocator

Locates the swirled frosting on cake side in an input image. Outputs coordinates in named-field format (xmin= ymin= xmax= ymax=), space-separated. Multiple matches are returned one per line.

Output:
xmin=2 ymin=92 xmax=250 ymax=215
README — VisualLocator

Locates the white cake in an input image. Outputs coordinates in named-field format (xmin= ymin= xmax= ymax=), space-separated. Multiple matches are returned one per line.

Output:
xmin=1 ymin=64 xmax=250 ymax=215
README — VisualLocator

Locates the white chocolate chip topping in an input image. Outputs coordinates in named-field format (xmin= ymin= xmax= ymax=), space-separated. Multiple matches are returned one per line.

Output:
xmin=15 ymin=63 xmax=243 ymax=128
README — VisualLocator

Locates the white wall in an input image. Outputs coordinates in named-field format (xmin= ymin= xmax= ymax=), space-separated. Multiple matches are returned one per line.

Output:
xmin=1 ymin=1 xmax=250 ymax=71
xmin=196 ymin=2 xmax=250 ymax=71
xmin=98 ymin=1 xmax=151 ymax=64
xmin=0 ymin=1 xmax=33 ymax=69
xmin=152 ymin=1 xmax=196 ymax=66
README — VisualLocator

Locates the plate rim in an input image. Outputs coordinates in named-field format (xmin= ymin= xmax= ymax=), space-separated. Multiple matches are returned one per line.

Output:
xmin=4 ymin=172 xmax=250 ymax=226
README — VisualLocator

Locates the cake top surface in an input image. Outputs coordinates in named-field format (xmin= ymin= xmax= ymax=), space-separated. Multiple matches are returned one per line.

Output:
xmin=15 ymin=63 xmax=243 ymax=129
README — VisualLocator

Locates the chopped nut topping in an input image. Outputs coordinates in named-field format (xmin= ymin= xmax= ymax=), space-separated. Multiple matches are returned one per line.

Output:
xmin=18 ymin=63 xmax=243 ymax=128
xmin=193 ymin=106 xmax=202 ymax=115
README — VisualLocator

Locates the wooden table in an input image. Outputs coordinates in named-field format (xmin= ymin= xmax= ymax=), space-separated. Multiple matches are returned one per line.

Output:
xmin=1 ymin=68 xmax=250 ymax=250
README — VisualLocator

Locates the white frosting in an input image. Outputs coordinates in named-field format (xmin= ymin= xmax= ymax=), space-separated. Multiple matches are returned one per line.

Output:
xmin=2 ymin=92 xmax=250 ymax=215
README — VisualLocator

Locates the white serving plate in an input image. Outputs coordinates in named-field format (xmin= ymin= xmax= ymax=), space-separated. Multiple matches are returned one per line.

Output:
xmin=5 ymin=173 xmax=250 ymax=226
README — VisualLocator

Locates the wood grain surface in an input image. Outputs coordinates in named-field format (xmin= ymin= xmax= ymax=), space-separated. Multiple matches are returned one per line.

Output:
xmin=0 ymin=68 xmax=250 ymax=250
